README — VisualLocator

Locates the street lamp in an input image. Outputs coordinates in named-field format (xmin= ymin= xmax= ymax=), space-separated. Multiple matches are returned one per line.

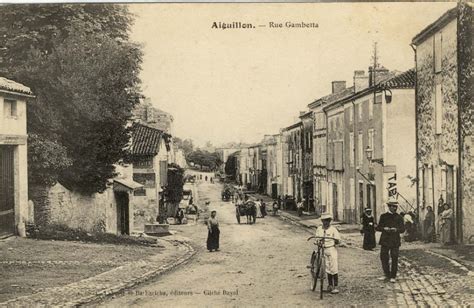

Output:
xmin=365 ymin=146 xmax=373 ymax=162
xmin=366 ymin=146 xmax=384 ymax=166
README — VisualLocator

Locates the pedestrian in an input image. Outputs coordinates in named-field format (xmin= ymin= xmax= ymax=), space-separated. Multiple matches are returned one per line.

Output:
xmin=296 ymin=199 xmax=304 ymax=217
xmin=255 ymin=199 xmax=262 ymax=218
xmin=189 ymin=196 xmax=194 ymax=205
xmin=260 ymin=199 xmax=267 ymax=217
xmin=375 ymin=201 xmax=405 ymax=283
xmin=403 ymin=211 xmax=416 ymax=242
xmin=205 ymin=175 xmax=208 ymax=181
xmin=439 ymin=203 xmax=454 ymax=245
xmin=210 ymin=177 xmax=213 ymax=183
xmin=423 ymin=206 xmax=435 ymax=243
xmin=361 ymin=208 xmax=376 ymax=251
xmin=315 ymin=212 xmax=341 ymax=294
xmin=207 ymin=210 xmax=220 ymax=252
xmin=272 ymin=201 xmax=279 ymax=216
xmin=176 ymin=208 xmax=185 ymax=224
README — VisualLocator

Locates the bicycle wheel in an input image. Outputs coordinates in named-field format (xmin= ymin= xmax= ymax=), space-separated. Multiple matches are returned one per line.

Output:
xmin=319 ymin=254 xmax=326 ymax=299
xmin=311 ymin=251 xmax=322 ymax=291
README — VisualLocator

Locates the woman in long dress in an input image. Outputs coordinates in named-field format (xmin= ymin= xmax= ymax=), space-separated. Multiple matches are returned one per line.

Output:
xmin=423 ymin=206 xmax=435 ymax=243
xmin=207 ymin=210 xmax=220 ymax=252
xmin=439 ymin=203 xmax=453 ymax=245
xmin=361 ymin=208 xmax=376 ymax=250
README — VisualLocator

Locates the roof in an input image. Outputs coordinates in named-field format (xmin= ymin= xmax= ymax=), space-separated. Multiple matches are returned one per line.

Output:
xmin=283 ymin=121 xmax=303 ymax=131
xmin=0 ymin=77 xmax=34 ymax=97
xmin=379 ymin=69 xmax=415 ymax=89
xmin=322 ymin=86 xmax=356 ymax=111
xmin=131 ymin=123 xmax=163 ymax=156
xmin=299 ymin=110 xmax=313 ymax=119
xmin=412 ymin=7 xmax=457 ymax=45
xmin=113 ymin=178 xmax=143 ymax=192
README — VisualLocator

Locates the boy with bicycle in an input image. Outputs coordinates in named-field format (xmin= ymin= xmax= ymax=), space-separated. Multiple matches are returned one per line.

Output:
xmin=314 ymin=212 xmax=341 ymax=294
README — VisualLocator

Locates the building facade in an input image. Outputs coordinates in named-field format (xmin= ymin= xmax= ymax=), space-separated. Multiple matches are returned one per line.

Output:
xmin=282 ymin=122 xmax=303 ymax=205
xmin=0 ymin=77 xmax=33 ymax=237
xmin=300 ymin=111 xmax=314 ymax=212
xmin=413 ymin=3 xmax=473 ymax=243
xmin=131 ymin=123 xmax=171 ymax=232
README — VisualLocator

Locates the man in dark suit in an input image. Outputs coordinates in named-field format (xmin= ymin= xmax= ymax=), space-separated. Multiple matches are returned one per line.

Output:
xmin=375 ymin=201 xmax=405 ymax=283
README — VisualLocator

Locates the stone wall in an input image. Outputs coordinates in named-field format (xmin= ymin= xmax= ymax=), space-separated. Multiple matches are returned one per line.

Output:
xmin=458 ymin=3 xmax=473 ymax=243
xmin=30 ymin=183 xmax=119 ymax=234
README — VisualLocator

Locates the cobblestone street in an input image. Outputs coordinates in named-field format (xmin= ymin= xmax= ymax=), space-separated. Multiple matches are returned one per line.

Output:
xmin=99 ymin=175 xmax=410 ymax=307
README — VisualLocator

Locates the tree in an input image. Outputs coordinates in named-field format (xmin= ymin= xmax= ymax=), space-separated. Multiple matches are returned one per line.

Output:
xmin=173 ymin=137 xmax=194 ymax=155
xmin=0 ymin=5 xmax=143 ymax=194
xmin=224 ymin=155 xmax=237 ymax=180
xmin=186 ymin=150 xmax=222 ymax=170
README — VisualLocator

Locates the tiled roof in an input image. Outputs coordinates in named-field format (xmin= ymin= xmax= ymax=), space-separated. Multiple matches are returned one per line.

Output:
xmin=321 ymin=86 xmax=355 ymax=105
xmin=380 ymin=69 xmax=415 ymax=89
xmin=131 ymin=123 xmax=163 ymax=156
xmin=0 ymin=77 xmax=33 ymax=96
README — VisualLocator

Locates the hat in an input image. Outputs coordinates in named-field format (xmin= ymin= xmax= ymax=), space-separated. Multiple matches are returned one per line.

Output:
xmin=364 ymin=208 xmax=372 ymax=212
xmin=387 ymin=201 xmax=399 ymax=207
xmin=320 ymin=212 xmax=332 ymax=220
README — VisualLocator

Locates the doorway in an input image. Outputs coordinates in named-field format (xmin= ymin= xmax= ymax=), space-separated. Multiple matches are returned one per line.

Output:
xmin=115 ymin=192 xmax=130 ymax=235
xmin=0 ymin=146 xmax=15 ymax=238
xmin=332 ymin=183 xmax=338 ymax=221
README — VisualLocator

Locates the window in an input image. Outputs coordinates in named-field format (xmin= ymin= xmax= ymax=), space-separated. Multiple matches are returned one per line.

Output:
xmin=369 ymin=99 xmax=373 ymax=119
xmin=3 ymin=99 xmax=17 ymax=117
xmin=349 ymin=132 xmax=354 ymax=167
xmin=434 ymin=32 xmax=442 ymax=73
xmin=358 ymin=102 xmax=363 ymax=121
xmin=435 ymin=83 xmax=442 ymax=134
xmin=134 ymin=188 xmax=146 ymax=196
xmin=368 ymin=129 xmax=375 ymax=151
xmin=348 ymin=105 xmax=353 ymax=123
xmin=358 ymin=132 xmax=363 ymax=167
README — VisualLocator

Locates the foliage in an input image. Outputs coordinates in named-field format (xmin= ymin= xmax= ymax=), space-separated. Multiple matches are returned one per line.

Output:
xmin=173 ymin=137 xmax=194 ymax=155
xmin=165 ymin=163 xmax=185 ymax=203
xmin=224 ymin=154 xmax=237 ymax=179
xmin=27 ymin=134 xmax=73 ymax=187
xmin=186 ymin=150 xmax=222 ymax=171
xmin=0 ymin=4 xmax=143 ymax=194
xmin=26 ymin=223 xmax=157 ymax=246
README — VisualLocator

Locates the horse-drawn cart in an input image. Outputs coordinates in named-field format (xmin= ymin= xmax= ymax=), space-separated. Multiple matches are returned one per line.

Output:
xmin=221 ymin=185 xmax=234 ymax=201
xmin=235 ymin=200 xmax=257 ymax=224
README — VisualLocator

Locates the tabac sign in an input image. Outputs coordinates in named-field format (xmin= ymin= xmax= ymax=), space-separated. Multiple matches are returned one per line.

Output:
xmin=0 ymin=134 xmax=27 ymax=145
xmin=387 ymin=173 xmax=397 ymax=198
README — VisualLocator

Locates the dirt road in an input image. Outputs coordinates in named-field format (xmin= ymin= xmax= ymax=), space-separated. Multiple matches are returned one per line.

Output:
xmin=100 ymin=174 xmax=397 ymax=307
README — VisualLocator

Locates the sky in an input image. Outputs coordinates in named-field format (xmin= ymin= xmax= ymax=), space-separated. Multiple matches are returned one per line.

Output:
xmin=129 ymin=2 xmax=456 ymax=147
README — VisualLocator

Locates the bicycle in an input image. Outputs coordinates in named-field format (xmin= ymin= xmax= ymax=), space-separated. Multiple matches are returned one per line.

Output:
xmin=307 ymin=235 xmax=338 ymax=299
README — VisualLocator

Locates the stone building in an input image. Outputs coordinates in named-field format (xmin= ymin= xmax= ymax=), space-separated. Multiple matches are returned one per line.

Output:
xmin=130 ymin=123 xmax=171 ymax=232
xmin=282 ymin=121 xmax=303 ymax=206
xmin=300 ymin=111 xmax=314 ymax=212
xmin=324 ymin=87 xmax=349 ymax=222
xmin=0 ymin=77 xmax=34 ymax=237
xmin=309 ymin=82 xmax=354 ymax=219
xmin=412 ymin=3 xmax=473 ymax=243
xmin=341 ymin=69 xmax=415 ymax=224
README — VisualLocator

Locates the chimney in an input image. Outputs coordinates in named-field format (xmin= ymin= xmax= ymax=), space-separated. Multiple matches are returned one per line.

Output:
xmin=331 ymin=81 xmax=346 ymax=94
xmin=369 ymin=66 xmax=391 ymax=86
xmin=353 ymin=70 xmax=369 ymax=92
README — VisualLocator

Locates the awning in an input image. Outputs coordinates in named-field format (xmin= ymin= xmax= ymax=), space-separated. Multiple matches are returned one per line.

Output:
xmin=113 ymin=178 xmax=143 ymax=192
